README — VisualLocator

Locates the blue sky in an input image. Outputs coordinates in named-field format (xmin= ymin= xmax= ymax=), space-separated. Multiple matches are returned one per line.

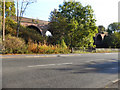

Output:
xmin=16 ymin=0 xmax=119 ymax=29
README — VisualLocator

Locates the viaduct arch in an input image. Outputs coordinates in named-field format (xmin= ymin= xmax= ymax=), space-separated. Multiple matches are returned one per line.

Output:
xmin=12 ymin=16 xmax=49 ymax=35
xmin=94 ymin=33 xmax=108 ymax=47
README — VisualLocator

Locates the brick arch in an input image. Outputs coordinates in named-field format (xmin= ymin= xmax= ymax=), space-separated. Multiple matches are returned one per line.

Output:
xmin=96 ymin=34 xmax=102 ymax=41
xmin=20 ymin=22 xmax=48 ymax=36
xmin=27 ymin=25 xmax=42 ymax=35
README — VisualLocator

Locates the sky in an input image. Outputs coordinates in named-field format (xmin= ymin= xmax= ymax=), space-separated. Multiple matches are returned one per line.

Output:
xmin=17 ymin=0 xmax=120 ymax=29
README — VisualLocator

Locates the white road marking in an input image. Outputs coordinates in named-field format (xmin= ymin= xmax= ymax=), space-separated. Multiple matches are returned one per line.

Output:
xmin=25 ymin=56 xmax=56 ymax=58
xmin=104 ymin=53 xmax=116 ymax=55
xmin=112 ymin=79 xmax=119 ymax=83
xmin=108 ymin=60 xmax=118 ymax=62
xmin=28 ymin=63 xmax=73 ymax=68
xmin=86 ymin=59 xmax=106 ymax=63
xmin=96 ymin=59 xmax=106 ymax=60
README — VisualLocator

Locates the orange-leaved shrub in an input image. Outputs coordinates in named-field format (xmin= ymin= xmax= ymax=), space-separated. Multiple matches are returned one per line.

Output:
xmin=27 ymin=39 xmax=38 ymax=53
xmin=27 ymin=40 xmax=70 ymax=54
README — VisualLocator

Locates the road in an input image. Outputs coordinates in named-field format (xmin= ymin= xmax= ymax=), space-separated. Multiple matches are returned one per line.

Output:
xmin=2 ymin=53 xmax=119 ymax=88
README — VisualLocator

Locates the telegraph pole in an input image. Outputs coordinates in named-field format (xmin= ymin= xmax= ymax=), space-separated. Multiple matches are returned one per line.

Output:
xmin=17 ymin=0 xmax=19 ymax=37
xmin=3 ymin=0 xmax=5 ymax=41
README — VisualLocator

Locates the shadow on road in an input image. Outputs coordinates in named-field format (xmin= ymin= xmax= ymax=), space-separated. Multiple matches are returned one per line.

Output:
xmin=50 ymin=59 xmax=120 ymax=74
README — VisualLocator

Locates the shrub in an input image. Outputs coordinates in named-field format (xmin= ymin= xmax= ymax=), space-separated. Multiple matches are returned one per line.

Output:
xmin=28 ymin=39 xmax=38 ymax=53
xmin=61 ymin=39 xmax=67 ymax=49
xmin=19 ymin=27 xmax=45 ymax=43
xmin=34 ymin=42 xmax=70 ymax=54
xmin=3 ymin=34 xmax=28 ymax=54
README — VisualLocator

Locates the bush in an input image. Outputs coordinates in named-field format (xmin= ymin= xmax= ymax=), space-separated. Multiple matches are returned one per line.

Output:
xmin=19 ymin=27 xmax=45 ymax=43
xmin=61 ymin=39 xmax=67 ymax=49
xmin=3 ymin=34 xmax=28 ymax=54
xmin=27 ymin=39 xmax=38 ymax=53
xmin=27 ymin=40 xmax=70 ymax=54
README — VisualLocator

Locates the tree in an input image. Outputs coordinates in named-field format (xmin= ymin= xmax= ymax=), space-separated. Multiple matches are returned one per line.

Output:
xmin=16 ymin=0 xmax=36 ymax=37
xmin=107 ymin=22 xmax=120 ymax=34
xmin=102 ymin=32 xmax=120 ymax=48
xmin=98 ymin=25 xmax=105 ymax=33
xmin=0 ymin=1 xmax=15 ymax=42
xmin=48 ymin=1 xmax=98 ymax=49
xmin=48 ymin=9 xmax=68 ymax=44
xmin=0 ymin=3 xmax=2 ymax=38
xmin=0 ymin=1 xmax=15 ymax=17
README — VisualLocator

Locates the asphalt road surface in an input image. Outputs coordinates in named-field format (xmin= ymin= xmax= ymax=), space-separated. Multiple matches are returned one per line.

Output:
xmin=2 ymin=53 xmax=119 ymax=88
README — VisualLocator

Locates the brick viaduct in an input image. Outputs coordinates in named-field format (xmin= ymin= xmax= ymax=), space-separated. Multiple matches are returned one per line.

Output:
xmin=12 ymin=16 xmax=107 ymax=47
xmin=12 ymin=16 xmax=49 ymax=35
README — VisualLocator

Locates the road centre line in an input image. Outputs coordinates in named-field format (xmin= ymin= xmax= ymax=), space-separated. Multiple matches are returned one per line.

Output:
xmin=28 ymin=62 xmax=73 ymax=68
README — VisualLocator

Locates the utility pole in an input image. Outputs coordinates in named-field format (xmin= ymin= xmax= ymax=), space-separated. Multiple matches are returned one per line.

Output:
xmin=2 ymin=0 xmax=5 ymax=42
xmin=17 ymin=0 xmax=19 ymax=37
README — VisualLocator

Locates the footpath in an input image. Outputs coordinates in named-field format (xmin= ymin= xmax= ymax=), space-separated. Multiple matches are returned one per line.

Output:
xmin=1 ymin=52 xmax=118 ymax=59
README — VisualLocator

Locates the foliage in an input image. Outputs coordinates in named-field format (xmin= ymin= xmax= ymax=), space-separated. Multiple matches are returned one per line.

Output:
xmin=0 ymin=1 xmax=15 ymax=17
xmin=102 ymin=32 xmax=120 ymax=48
xmin=3 ymin=34 xmax=28 ymax=54
xmin=28 ymin=39 xmax=38 ymax=53
xmin=17 ymin=0 xmax=36 ymax=37
xmin=0 ymin=18 xmax=1 ymax=35
xmin=27 ymin=41 xmax=70 ymax=54
xmin=19 ymin=26 xmax=45 ymax=43
xmin=5 ymin=17 xmax=17 ymax=36
xmin=107 ymin=22 xmax=120 ymax=34
xmin=32 ymin=19 xmax=35 ymax=23
xmin=48 ymin=9 xmax=68 ymax=44
xmin=48 ymin=1 xmax=98 ymax=49
xmin=98 ymin=25 xmax=105 ymax=33
xmin=110 ymin=32 xmax=120 ymax=48
xmin=3 ymin=34 xmax=69 ymax=54
xmin=61 ymin=39 xmax=67 ymax=49
xmin=5 ymin=17 xmax=45 ymax=43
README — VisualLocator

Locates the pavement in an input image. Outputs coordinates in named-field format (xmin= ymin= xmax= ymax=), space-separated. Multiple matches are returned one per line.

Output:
xmin=1 ymin=52 xmax=118 ymax=58
xmin=1 ymin=53 xmax=120 ymax=88
xmin=1 ymin=53 xmax=80 ymax=58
